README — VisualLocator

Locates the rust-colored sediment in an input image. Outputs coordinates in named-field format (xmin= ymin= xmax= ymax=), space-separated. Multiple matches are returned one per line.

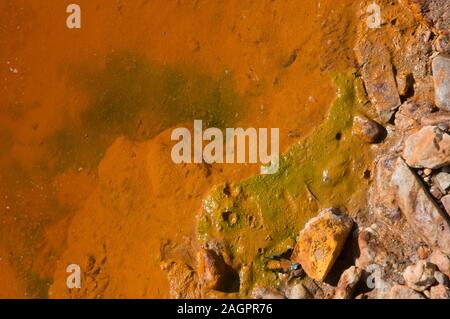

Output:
xmin=0 ymin=0 xmax=362 ymax=298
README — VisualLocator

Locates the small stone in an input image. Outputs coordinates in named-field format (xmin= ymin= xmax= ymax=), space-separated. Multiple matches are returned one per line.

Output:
xmin=403 ymin=126 xmax=450 ymax=169
xmin=432 ymin=54 xmax=450 ymax=111
xmin=334 ymin=266 xmax=362 ymax=299
xmin=352 ymin=115 xmax=385 ymax=143
xmin=442 ymin=195 xmax=450 ymax=215
xmin=430 ymin=285 xmax=450 ymax=299
xmin=430 ymin=250 xmax=450 ymax=277
xmin=430 ymin=185 xmax=443 ymax=200
xmin=403 ymin=260 xmax=436 ymax=291
xmin=424 ymin=168 xmax=432 ymax=176
xmin=435 ymin=172 xmax=450 ymax=193
xmin=396 ymin=73 xmax=414 ymax=97
xmin=435 ymin=32 xmax=450 ymax=54
xmin=197 ymin=249 xmax=235 ymax=291
xmin=418 ymin=246 xmax=430 ymax=260
xmin=434 ymin=271 xmax=448 ymax=285
xmin=388 ymin=285 xmax=426 ymax=299
xmin=284 ymin=283 xmax=312 ymax=299
xmin=291 ymin=208 xmax=353 ymax=281
xmin=252 ymin=287 xmax=286 ymax=299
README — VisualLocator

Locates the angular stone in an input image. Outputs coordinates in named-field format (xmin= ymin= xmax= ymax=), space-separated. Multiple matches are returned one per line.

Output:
xmin=433 ymin=55 xmax=450 ymax=111
xmin=391 ymin=158 xmax=450 ymax=255
xmin=388 ymin=285 xmax=426 ymax=299
xmin=421 ymin=112 xmax=450 ymax=127
xmin=403 ymin=260 xmax=436 ymax=291
xmin=403 ymin=126 xmax=450 ymax=169
xmin=334 ymin=266 xmax=362 ymax=299
xmin=435 ymin=172 xmax=450 ymax=193
xmin=197 ymin=249 xmax=236 ymax=292
xmin=430 ymin=285 xmax=450 ymax=299
xmin=357 ymin=43 xmax=401 ymax=123
xmin=442 ymin=195 xmax=450 ymax=215
xmin=352 ymin=115 xmax=385 ymax=143
xmin=430 ymin=250 xmax=450 ymax=277
xmin=291 ymin=208 xmax=353 ymax=281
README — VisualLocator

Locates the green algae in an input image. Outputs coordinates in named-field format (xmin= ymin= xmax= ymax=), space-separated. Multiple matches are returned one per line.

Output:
xmin=197 ymin=72 xmax=372 ymax=296
xmin=47 ymin=52 xmax=244 ymax=172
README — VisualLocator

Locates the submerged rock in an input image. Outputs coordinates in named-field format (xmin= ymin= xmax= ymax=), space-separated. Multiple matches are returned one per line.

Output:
xmin=432 ymin=54 xmax=450 ymax=111
xmin=392 ymin=158 xmax=450 ymax=255
xmin=403 ymin=260 xmax=436 ymax=291
xmin=403 ymin=126 xmax=450 ymax=169
xmin=291 ymin=208 xmax=353 ymax=281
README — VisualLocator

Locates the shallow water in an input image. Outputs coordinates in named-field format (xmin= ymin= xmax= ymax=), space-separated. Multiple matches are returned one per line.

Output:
xmin=0 ymin=0 xmax=367 ymax=298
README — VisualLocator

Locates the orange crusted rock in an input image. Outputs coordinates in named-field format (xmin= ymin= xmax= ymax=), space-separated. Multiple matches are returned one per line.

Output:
xmin=291 ymin=208 xmax=353 ymax=282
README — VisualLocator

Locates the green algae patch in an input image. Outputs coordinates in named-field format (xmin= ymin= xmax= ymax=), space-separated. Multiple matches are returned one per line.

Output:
xmin=197 ymin=72 xmax=372 ymax=296
xmin=47 ymin=52 xmax=244 ymax=173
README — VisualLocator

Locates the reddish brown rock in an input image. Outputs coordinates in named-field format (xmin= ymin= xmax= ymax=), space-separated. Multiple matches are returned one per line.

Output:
xmin=352 ymin=115 xmax=385 ymax=143
xmin=197 ymin=249 xmax=235 ymax=291
xmin=403 ymin=126 xmax=450 ymax=169
xmin=391 ymin=158 xmax=450 ymax=255
xmin=291 ymin=209 xmax=353 ymax=282
xmin=356 ymin=42 xmax=401 ymax=123
xmin=334 ymin=266 xmax=362 ymax=299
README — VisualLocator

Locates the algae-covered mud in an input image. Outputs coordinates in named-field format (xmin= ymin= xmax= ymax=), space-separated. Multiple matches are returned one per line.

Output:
xmin=197 ymin=73 xmax=371 ymax=296
xmin=1 ymin=0 xmax=450 ymax=300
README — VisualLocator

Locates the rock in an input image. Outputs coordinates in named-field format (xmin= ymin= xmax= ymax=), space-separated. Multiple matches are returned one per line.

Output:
xmin=407 ymin=0 xmax=450 ymax=32
xmin=421 ymin=112 xmax=450 ymax=127
xmin=334 ymin=266 xmax=362 ymax=299
xmin=435 ymin=172 xmax=450 ymax=193
xmin=291 ymin=208 xmax=353 ymax=281
xmin=442 ymin=195 xmax=450 ymax=215
xmin=434 ymin=271 xmax=448 ymax=285
xmin=251 ymin=287 xmax=286 ymax=299
xmin=352 ymin=115 xmax=385 ymax=143
xmin=430 ymin=250 xmax=450 ymax=277
xmin=430 ymin=185 xmax=443 ymax=200
xmin=403 ymin=261 xmax=436 ymax=291
xmin=391 ymin=158 xmax=450 ymax=254
xmin=430 ymin=285 xmax=450 ymax=299
xmin=417 ymin=246 xmax=430 ymax=260
xmin=435 ymin=32 xmax=450 ymax=54
xmin=285 ymin=283 xmax=312 ymax=299
xmin=197 ymin=249 xmax=236 ymax=292
xmin=433 ymin=54 xmax=450 ymax=111
xmin=424 ymin=168 xmax=432 ymax=176
xmin=356 ymin=40 xmax=401 ymax=123
xmin=396 ymin=73 xmax=414 ymax=97
xmin=388 ymin=285 xmax=426 ymax=299
xmin=403 ymin=126 xmax=450 ymax=169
